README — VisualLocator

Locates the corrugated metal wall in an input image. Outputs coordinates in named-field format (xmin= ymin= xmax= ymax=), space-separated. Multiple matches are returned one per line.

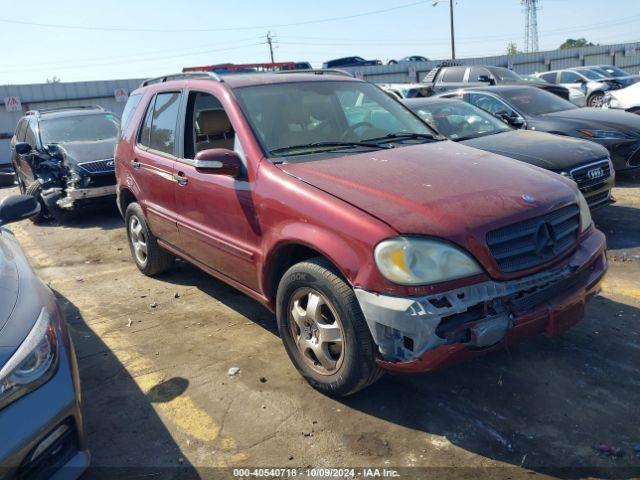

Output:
xmin=342 ymin=41 xmax=640 ymax=83
xmin=0 ymin=78 xmax=142 ymax=163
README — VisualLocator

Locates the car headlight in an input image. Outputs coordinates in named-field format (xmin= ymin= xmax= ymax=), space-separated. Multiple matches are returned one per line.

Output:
xmin=577 ymin=191 xmax=592 ymax=232
xmin=0 ymin=308 xmax=59 ymax=410
xmin=374 ymin=237 xmax=483 ymax=285
xmin=578 ymin=129 xmax=632 ymax=140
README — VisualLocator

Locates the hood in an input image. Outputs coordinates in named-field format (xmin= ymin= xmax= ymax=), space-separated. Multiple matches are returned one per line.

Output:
xmin=542 ymin=107 xmax=640 ymax=133
xmin=278 ymin=141 xmax=578 ymax=246
xmin=460 ymin=130 xmax=609 ymax=170
xmin=0 ymin=230 xmax=19 ymax=334
xmin=56 ymin=138 xmax=116 ymax=168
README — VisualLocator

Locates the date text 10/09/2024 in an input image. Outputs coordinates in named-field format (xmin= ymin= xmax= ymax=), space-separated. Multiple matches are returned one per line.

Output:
xmin=233 ymin=468 xmax=401 ymax=478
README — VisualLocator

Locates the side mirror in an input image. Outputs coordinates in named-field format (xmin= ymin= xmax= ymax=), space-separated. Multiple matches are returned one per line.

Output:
xmin=477 ymin=75 xmax=495 ymax=85
xmin=15 ymin=142 xmax=32 ymax=155
xmin=0 ymin=195 xmax=41 ymax=226
xmin=495 ymin=111 xmax=525 ymax=128
xmin=194 ymin=149 xmax=242 ymax=178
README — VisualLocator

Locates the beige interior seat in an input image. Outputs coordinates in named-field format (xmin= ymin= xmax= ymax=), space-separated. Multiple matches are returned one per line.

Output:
xmin=195 ymin=109 xmax=234 ymax=152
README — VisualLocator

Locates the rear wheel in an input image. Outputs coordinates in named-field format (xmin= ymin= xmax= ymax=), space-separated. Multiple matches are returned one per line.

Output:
xmin=276 ymin=257 xmax=383 ymax=397
xmin=125 ymin=202 xmax=175 ymax=276
xmin=587 ymin=92 xmax=605 ymax=108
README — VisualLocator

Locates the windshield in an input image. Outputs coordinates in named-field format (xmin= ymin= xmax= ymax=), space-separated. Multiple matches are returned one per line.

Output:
xmin=40 ymin=113 xmax=119 ymax=144
xmin=234 ymin=80 xmax=437 ymax=161
xmin=490 ymin=68 xmax=522 ymax=81
xmin=409 ymin=101 xmax=511 ymax=141
xmin=500 ymin=87 xmax=577 ymax=115
xmin=600 ymin=65 xmax=629 ymax=78
xmin=576 ymin=68 xmax=607 ymax=80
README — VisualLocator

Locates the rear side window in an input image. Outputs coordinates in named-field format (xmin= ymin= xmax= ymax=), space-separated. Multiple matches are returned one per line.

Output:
xmin=439 ymin=67 xmax=466 ymax=82
xmin=468 ymin=66 xmax=490 ymax=82
xmin=138 ymin=92 xmax=181 ymax=155
xmin=560 ymin=71 xmax=581 ymax=83
xmin=539 ymin=72 xmax=557 ymax=83
xmin=120 ymin=93 xmax=143 ymax=137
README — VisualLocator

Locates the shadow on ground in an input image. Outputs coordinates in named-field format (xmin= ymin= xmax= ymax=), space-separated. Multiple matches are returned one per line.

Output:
xmin=339 ymin=295 xmax=640 ymax=478
xmin=55 ymin=291 xmax=201 ymax=480
xmin=593 ymin=203 xmax=640 ymax=250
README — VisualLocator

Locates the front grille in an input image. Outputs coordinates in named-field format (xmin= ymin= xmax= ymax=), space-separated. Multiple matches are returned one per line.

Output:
xmin=570 ymin=159 xmax=612 ymax=192
xmin=486 ymin=204 xmax=580 ymax=273
xmin=78 ymin=158 xmax=115 ymax=174
xmin=586 ymin=190 xmax=611 ymax=208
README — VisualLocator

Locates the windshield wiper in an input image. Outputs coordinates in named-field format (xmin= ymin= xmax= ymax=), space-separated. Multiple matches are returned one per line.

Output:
xmin=364 ymin=132 xmax=439 ymax=144
xmin=269 ymin=141 xmax=391 ymax=156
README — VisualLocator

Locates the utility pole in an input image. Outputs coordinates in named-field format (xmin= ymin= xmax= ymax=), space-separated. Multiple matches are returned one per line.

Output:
xmin=266 ymin=31 xmax=275 ymax=63
xmin=433 ymin=1 xmax=456 ymax=60
xmin=522 ymin=0 xmax=540 ymax=53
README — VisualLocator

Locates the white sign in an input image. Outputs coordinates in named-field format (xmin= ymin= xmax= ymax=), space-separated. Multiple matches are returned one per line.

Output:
xmin=114 ymin=88 xmax=128 ymax=103
xmin=4 ymin=96 xmax=22 ymax=112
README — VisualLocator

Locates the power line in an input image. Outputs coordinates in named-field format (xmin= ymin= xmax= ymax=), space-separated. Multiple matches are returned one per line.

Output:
xmin=0 ymin=1 xmax=430 ymax=33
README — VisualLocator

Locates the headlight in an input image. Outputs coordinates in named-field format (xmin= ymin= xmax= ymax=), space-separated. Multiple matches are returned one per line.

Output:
xmin=577 ymin=191 xmax=592 ymax=232
xmin=578 ymin=129 xmax=632 ymax=140
xmin=374 ymin=237 xmax=482 ymax=285
xmin=0 ymin=308 xmax=58 ymax=410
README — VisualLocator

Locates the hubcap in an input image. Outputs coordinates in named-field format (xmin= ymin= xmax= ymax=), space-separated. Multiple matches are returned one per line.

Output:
xmin=590 ymin=95 xmax=604 ymax=107
xmin=288 ymin=288 xmax=345 ymax=375
xmin=129 ymin=216 xmax=148 ymax=265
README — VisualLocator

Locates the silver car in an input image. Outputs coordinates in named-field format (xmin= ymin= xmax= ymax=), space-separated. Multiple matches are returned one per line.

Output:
xmin=534 ymin=67 xmax=623 ymax=107
xmin=0 ymin=195 xmax=88 ymax=479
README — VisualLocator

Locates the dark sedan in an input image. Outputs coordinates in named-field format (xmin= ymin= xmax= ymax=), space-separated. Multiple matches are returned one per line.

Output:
xmin=404 ymin=97 xmax=614 ymax=209
xmin=441 ymin=85 xmax=640 ymax=173
xmin=0 ymin=195 xmax=88 ymax=479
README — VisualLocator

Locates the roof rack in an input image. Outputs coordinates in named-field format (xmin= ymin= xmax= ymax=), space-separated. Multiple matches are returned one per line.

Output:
xmin=274 ymin=69 xmax=354 ymax=78
xmin=26 ymin=105 xmax=105 ymax=116
xmin=140 ymin=71 xmax=223 ymax=87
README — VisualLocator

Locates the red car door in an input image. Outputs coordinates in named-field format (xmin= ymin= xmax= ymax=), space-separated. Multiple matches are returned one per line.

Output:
xmin=174 ymin=90 xmax=261 ymax=291
xmin=131 ymin=91 xmax=182 ymax=246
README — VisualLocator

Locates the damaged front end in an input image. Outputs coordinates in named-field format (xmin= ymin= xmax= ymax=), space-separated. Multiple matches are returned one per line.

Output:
xmin=355 ymin=230 xmax=607 ymax=371
xmin=32 ymin=144 xmax=116 ymax=216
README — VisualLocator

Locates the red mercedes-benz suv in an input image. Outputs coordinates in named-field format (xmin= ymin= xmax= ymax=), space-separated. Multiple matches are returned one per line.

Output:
xmin=115 ymin=71 xmax=607 ymax=396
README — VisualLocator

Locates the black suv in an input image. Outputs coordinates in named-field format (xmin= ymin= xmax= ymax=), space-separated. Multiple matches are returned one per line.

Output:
xmin=424 ymin=64 xmax=570 ymax=100
xmin=10 ymin=106 xmax=119 ymax=222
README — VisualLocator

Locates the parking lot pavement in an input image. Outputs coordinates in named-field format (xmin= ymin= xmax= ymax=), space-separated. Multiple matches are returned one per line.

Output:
xmin=3 ymin=177 xmax=639 ymax=479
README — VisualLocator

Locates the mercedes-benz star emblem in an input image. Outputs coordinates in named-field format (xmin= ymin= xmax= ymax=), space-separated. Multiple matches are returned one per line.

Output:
xmin=534 ymin=221 xmax=557 ymax=258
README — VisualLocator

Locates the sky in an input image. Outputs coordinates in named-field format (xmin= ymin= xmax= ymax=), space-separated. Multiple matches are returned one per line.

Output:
xmin=1 ymin=0 xmax=639 ymax=85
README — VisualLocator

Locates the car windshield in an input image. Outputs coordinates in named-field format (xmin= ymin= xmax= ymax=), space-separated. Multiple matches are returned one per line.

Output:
xmin=409 ymin=101 xmax=511 ymax=141
xmin=500 ymin=87 xmax=577 ymax=115
xmin=234 ymin=80 xmax=438 ymax=162
xmin=490 ymin=68 xmax=522 ymax=81
xmin=40 ymin=113 xmax=119 ymax=144
xmin=600 ymin=65 xmax=629 ymax=77
xmin=576 ymin=68 xmax=607 ymax=80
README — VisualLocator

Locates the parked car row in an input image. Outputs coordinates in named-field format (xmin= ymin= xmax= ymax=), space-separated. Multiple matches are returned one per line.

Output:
xmin=5 ymin=64 xmax=640 ymax=478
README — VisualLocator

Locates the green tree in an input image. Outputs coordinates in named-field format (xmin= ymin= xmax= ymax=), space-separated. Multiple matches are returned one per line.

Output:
xmin=559 ymin=38 xmax=595 ymax=50
xmin=506 ymin=42 xmax=520 ymax=55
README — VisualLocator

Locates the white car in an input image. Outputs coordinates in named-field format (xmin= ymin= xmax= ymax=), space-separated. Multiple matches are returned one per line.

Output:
xmin=603 ymin=81 xmax=640 ymax=114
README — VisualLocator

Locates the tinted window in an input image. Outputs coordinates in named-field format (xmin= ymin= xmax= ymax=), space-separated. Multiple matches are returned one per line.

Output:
xmin=539 ymin=72 xmax=557 ymax=83
xmin=120 ymin=93 xmax=143 ymax=137
xmin=40 ymin=113 xmax=119 ymax=144
xmin=489 ymin=68 xmax=522 ymax=81
xmin=139 ymin=97 xmax=154 ymax=147
xmin=575 ymin=68 xmax=607 ymax=80
xmin=468 ymin=67 xmax=491 ymax=82
xmin=439 ymin=67 xmax=466 ymax=82
xmin=410 ymin=100 xmax=511 ymax=141
xmin=15 ymin=118 xmax=28 ymax=141
xmin=149 ymin=92 xmax=181 ymax=155
xmin=25 ymin=121 xmax=37 ymax=147
xmin=469 ymin=93 xmax=516 ymax=116
xmin=500 ymin=87 xmax=577 ymax=115
xmin=600 ymin=65 xmax=629 ymax=77
xmin=560 ymin=71 xmax=582 ymax=83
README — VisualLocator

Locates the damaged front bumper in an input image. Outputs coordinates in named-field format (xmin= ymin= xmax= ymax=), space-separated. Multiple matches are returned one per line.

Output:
xmin=42 ymin=185 xmax=117 ymax=210
xmin=355 ymin=229 xmax=607 ymax=373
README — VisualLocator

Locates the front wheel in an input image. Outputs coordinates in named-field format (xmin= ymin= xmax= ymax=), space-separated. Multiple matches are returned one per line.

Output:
xmin=587 ymin=92 xmax=605 ymax=108
xmin=25 ymin=181 xmax=51 ymax=224
xmin=276 ymin=258 xmax=383 ymax=397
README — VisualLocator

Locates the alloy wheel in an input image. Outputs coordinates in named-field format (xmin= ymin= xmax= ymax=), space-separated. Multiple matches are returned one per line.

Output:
xmin=129 ymin=216 xmax=148 ymax=265
xmin=288 ymin=288 xmax=345 ymax=375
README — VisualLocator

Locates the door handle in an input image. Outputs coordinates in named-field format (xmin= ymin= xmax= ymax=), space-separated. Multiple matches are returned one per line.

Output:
xmin=131 ymin=159 xmax=141 ymax=170
xmin=174 ymin=172 xmax=188 ymax=185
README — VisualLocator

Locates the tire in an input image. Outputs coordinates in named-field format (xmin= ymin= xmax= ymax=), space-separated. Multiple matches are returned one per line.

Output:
xmin=125 ymin=202 xmax=174 ymax=276
xmin=25 ymin=181 xmax=50 ymax=224
xmin=276 ymin=257 xmax=383 ymax=397
xmin=587 ymin=92 xmax=605 ymax=108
